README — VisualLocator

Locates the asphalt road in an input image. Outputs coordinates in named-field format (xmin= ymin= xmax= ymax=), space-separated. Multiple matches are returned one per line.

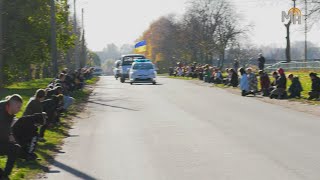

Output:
xmin=45 ymin=76 xmax=320 ymax=180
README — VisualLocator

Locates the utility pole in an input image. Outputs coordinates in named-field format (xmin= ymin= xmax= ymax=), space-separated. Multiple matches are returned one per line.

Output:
xmin=74 ymin=0 xmax=80 ymax=69
xmin=285 ymin=0 xmax=296 ymax=63
xmin=305 ymin=0 xmax=308 ymax=62
xmin=80 ymin=8 xmax=86 ymax=68
xmin=0 ymin=0 xmax=3 ymax=86
xmin=50 ymin=0 xmax=58 ymax=75
xmin=65 ymin=2 xmax=72 ymax=70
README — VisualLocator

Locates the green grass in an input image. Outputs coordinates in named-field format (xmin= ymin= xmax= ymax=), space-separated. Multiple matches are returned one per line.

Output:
xmin=85 ymin=76 xmax=99 ymax=85
xmin=168 ymin=76 xmax=194 ymax=80
xmin=1 ymin=78 xmax=53 ymax=118
xmin=0 ymin=78 xmax=95 ymax=179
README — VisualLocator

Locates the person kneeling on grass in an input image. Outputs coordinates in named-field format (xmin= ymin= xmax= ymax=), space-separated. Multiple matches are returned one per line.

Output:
xmin=14 ymin=89 xmax=47 ymax=161
xmin=214 ymin=68 xmax=223 ymax=84
xmin=0 ymin=95 xmax=23 ymax=180
xmin=308 ymin=72 xmax=320 ymax=100
xmin=288 ymin=74 xmax=303 ymax=99
xmin=40 ymin=87 xmax=64 ymax=141
xmin=247 ymin=68 xmax=258 ymax=95
xmin=259 ymin=70 xmax=271 ymax=96
xmin=270 ymin=68 xmax=287 ymax=99
xmin=239 ymin=68 xmax=250 ymax=96
xmin=229 ymin=68 xmax=238 ymax=87
xmin=12 ymin=113 xmax=47 ymax=161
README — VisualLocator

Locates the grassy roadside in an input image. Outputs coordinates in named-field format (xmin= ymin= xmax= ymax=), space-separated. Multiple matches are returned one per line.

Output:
xmin=167 ymin=76 xmax=194 ymax=80
xmin=168 ymin=72 xmax=320 ymax=105
xmin=0 ymin=77 xmax=99 ymax=180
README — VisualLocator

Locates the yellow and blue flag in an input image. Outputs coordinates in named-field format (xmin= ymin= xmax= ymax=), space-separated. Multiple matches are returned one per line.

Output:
xmin=135 ymin=40 xmax=147 ymax=53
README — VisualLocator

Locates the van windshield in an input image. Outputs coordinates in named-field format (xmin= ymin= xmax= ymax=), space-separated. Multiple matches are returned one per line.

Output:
xmin=133 ymin=63 xmax=154 ymax=70
xmin=122 ymin=56 xmax=145 ymax=66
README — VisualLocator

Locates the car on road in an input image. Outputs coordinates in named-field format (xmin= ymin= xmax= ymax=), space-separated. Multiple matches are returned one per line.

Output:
xmin=129 ymin=59 xmax=157 ymax=85
xmin=119 ymin=54 xmax=146 ymax=83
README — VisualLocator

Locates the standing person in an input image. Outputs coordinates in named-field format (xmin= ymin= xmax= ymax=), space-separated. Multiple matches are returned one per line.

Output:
xmin=239 ymin=68 xmax=249 ymax=96
xmin=308 ymin=72 xmax=320 ymax=100
xmin=258 ymin=53 xmax=266 ymax=70
xmin=270 ymin=68 xmax=287 ymax=99
xmin=258 ymin=70 xmax=271 ymax=96
xmin=0 ymin=95 xmax=22 ymax=179
xmin=247 ymin=68 xmax=258 ymax=95
xmin=233 ymin=59 xmax=240 ymax=72
xmin=288 ymin=74 xmax=303 ymax=99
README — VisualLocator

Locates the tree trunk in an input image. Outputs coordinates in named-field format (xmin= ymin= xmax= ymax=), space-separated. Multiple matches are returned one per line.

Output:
xmin=27 ymin=65 xmax=33 ymax=81
xmin=43 ymin=65 xmax=50 ymax=78
xmin=65 ymin=4 xmax=72 ymax=70
xmin=285 ymin=21 xmax=291 ymax=63
xmin=35 ymin=65 xmax=41 ymax=79
xmin=50 ymin=0 xmax=58 ymax=75
xmin=0 ymin=0 xmax=4 ymax=87
xmin=220 ymin=48 xmax=226 ymax=69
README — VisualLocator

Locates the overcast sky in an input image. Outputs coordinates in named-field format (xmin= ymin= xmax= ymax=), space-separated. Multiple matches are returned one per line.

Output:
xmin=76 ymin=0 xmax=320 ymax=51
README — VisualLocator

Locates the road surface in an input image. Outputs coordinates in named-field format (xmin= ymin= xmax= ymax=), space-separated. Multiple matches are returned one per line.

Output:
xmin=45 ymin=76 xmax=320 ymax=180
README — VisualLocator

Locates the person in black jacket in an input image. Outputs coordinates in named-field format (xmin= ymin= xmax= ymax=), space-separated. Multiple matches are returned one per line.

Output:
xmin=14 ymin=89 xmax=47 ymax=161
xmin=0 ymin=95 xmax=23 ymax=179
xmin=258 ymin=53 xmax=266 ymax=70
xmin=40 ymin=87 xmax=64 ymax=141
xmin=288 ymin=74 xmax=303 ymax=98
xmin=270 ymin=68 xmax=287 ymax=99
xmin=308 ymin=72 xmax=320 ymax=100
xmin=229 ymin=68 xmax=239 ymax=87
xmin=12 ymin=113 xmax=46 ymax=161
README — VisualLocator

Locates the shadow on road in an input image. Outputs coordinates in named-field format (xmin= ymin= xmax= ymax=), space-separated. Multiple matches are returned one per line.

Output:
xmin=131 ymin=83 xmax=164 ymax=86
xmin=48 ymin=160 xmax=97 ymax=180
xmin=87 ymin=100 xmax=139 ymax=111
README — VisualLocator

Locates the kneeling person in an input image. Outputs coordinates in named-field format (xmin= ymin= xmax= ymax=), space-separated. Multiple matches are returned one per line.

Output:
xmin=0 ymin=95 xmax=23 ymax=179
xmin=14 ymin=89 xmax=47 ymax=160
xmin=12 ymin=113 xmax=46 ymax=161
xmin=288 ymin=74 xmax=303 ymax=98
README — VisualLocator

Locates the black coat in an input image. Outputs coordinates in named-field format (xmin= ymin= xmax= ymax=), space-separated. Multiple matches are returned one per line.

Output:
xmin=289 ymin=77 xmax=303 ymax=93
xmin=311 ymin=77 xmax=320 ymax=92
xmin=0 ymin=101 xmax=15 ymax=143
xmin=230 ymin=73 xmax=239 ymax=87
xmin=276 ymin=74 xmax=287 ymax=89
xmin=12 ymin=114 xmax=46 ymax=144
xmin=258 ymin=56 xmax=265 ymax=65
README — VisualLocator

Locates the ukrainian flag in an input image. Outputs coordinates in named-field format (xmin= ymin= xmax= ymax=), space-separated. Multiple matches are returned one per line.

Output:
xmin=135 ymin=40 xmax=147 ymax=53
